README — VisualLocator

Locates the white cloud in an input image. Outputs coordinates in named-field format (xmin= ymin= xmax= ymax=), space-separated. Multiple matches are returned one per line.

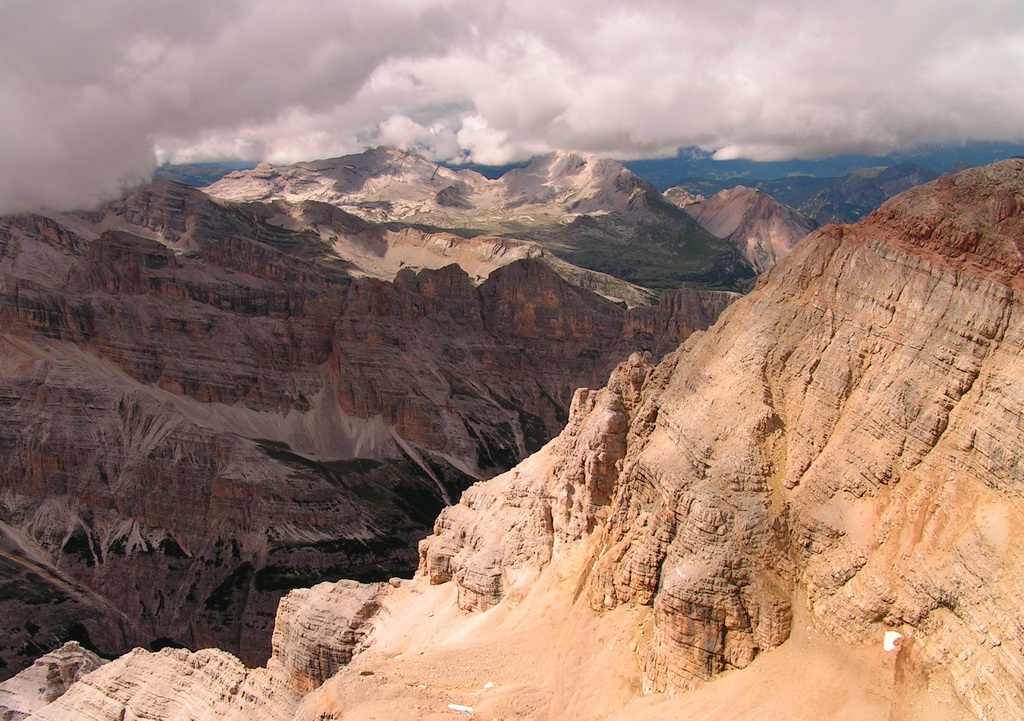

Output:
xmin=2 ymin=0 xmax=1024 ymax=212
xmin=375 ymin=114 xmax=462 ymax=160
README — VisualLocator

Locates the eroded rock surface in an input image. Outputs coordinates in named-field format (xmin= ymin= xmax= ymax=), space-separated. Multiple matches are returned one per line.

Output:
xmin=18 ymin=583 xmax=384 ymax=721
xmin=0 ymin=642 xmax=105 ymax=720
xmin=26 ymin=647 xmax=299 ymax=721
xmin=663 ymin=187 xmax=705 ymax=208
xmin=0 ymin=178 xmax=733 ymax=677
xmin=421 ymin=159 xmax=1024 ymax=717
xmin=271 ymin=580 xmax=384 ymax=692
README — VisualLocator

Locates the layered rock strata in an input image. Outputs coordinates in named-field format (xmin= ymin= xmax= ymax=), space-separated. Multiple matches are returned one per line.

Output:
xmin=420 ymin=159 xmax=1024 ymax=717
xmin=662 ymin=187 xmax=705 ymax=208
xmin=0 ymin=642 xmax=105 ymax=720
xmin=0 ymin=179 xmax=733 ymax=677
xmin=270 ymin=580 xmax=383 ymax=692
xmin=26 ymin=647 xmax=301 ymax=721
xmin=18 ymin=580 xmax=387 ymax=721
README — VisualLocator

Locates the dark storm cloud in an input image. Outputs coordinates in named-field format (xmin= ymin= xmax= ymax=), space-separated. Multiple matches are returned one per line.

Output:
xmin=2 ymin=0 xmax=1023 ymax=212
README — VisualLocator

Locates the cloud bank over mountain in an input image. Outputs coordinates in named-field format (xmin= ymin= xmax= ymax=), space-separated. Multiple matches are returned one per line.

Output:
xmin=2 ymin=0 xmax=1023 ymax=212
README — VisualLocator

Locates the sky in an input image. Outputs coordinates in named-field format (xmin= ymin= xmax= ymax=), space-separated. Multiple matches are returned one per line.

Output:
xmin=2 ymin=0 xmax=1023 ymax=213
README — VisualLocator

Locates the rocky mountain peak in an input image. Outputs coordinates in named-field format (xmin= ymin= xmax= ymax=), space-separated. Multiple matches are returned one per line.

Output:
xmin=210 ymin=146 xmax=650 ymax=216
xmin=663 ymin=186 xmax=705 ymax=208
xmin=0 ymin=642 xmax=106 ymax=719
xmin=500 ymin=150 xmax=650 ymax=215
xmin=300 ymin=146 xmax=457 ymax=183
xmin=525 ymin=150 xmax=615 ymax=177
xmin=683 ymin=184 xmax=816 ymax=273
xmin=207 ymin=146 xmax=486 ymax=213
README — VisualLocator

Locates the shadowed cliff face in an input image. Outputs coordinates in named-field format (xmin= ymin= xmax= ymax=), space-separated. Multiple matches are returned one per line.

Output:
xmin=419 ymin=159 xmax=1024 ymax=718
xmin=0 ymin=179 xmax=735 ymax=677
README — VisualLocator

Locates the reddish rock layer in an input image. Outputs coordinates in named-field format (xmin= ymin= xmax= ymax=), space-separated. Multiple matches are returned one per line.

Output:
xmin=0 ymin=179 xmax=734 ymax=678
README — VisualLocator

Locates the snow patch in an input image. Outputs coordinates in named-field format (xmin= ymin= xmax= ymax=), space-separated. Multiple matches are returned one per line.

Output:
xmin=883 ymin=631 xmax=903 ymax=651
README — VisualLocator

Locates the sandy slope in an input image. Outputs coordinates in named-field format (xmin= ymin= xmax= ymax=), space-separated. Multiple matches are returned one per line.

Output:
xmin=290 ymin=562 xmax=972 ymax=721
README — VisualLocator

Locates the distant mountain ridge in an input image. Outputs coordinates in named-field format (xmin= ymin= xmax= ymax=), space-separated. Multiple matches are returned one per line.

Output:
xmin=621 ymin=141 xmax=1024 ymax=186
xmin=796 ymin=162 xmax=941 ymax=224
xmin=159 ymin=145 xmax=1011 ymax=286
xmin=676 ymin=186 xmax=817 ymax=272
xmin=205 ymin=148 xmax=755 ymax=291
xmin=157 ymin=142 xmax=1024 ymax=193
xmin=669 ymin=161 xmax=941 ymax=225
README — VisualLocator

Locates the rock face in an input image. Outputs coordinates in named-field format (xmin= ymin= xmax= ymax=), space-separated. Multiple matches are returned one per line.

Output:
xmin=13 ymin=161 xmax=1020 ymax=721
xmin=683 ymin=186 xmax=817 ymax=273
xmin=19 ymin=581 xmax=387 ymax=721
xmin=419 ymin=159 xmax=1024 ymax=717
xmin=663 ymin=187 xmax=705 ymax=208
xmin=0 ymin=642 xmax=105 ymax=720
xmin=270 ymin=580 xmax=384 ymax=692
xmin=207 ymin=147 xmax=756 ymax=291
xmin=25 ymin=647 xmax=300 ymax=721
xmin=0 ymin=178 xmax=734 ymax=678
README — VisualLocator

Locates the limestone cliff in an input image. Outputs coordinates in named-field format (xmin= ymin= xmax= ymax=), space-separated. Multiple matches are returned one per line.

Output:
xmin=0 ymin=179 xmax=732 ymax=678
xmin=24 ymin=647 xmax=301 ymax=721
xmin=0 ymin=642 xmax=105 ymax=720
xmin=419 ymin=158 xmax=1024 ymax=718
xmin=15 ymin=159 xmax=1022 ymax=721
xmin=663 ymin=187 xmax=705 ymax=208
xmin=17 ymin=581 xmax=384 ymax=720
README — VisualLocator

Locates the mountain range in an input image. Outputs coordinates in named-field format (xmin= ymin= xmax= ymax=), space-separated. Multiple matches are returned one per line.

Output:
xmin=6 ymin=145 xmax=1023 ymax=720
xmin=203 ymin=148 xmax=758 ymax=291
xmin=622 ymin=141 xmax=1024 ymax=185
xmin=6 ymin=156 xmax=1022 ymax=721
xmin=669 ymin=161 xmax=943 ymax=225
xmin=0 ymin=168 xmax=738 ymax=678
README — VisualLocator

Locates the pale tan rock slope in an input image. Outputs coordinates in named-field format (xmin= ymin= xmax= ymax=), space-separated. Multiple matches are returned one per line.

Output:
xmin=24 ymin=159 xmax=1024 ymax=719
xmin=422 ymin=158 xmax=1024 ymax=717
xmin=0 ymin=642 xmax=104 ymax=720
